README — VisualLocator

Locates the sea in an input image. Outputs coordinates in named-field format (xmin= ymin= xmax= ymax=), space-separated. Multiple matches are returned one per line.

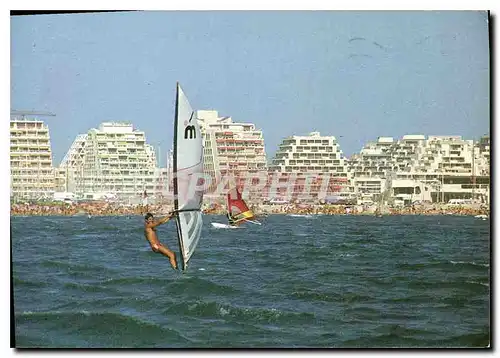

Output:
xmin=11 ymin=214 xmax=490 ymax=348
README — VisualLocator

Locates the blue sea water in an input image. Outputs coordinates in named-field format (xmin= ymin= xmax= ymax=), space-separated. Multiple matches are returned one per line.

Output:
xmin=12 ymin=214 xmax=490 ymax=348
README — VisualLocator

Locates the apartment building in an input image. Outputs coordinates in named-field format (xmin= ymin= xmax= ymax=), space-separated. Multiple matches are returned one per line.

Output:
xmin=267 ymin=132 xmax=351 ymax=202
xmin=57 ymin=134 xmax=87 ymax=192
xmin=348 ymin=134 xmax=490 ymax=204
xmin=197 ymin=110 xmax=267 ymax=180
xmin=476 ymin=135 xmax=490 ymax=176
xmin=59 ymin=122 xmax=159 ymax=199
xmin=348 ymin=136 xmax=395 ymax=201
xmin=10 ymin=117 xmax=55 ymax=200
xmin=167 ymin=110 xmax=268 ymax=196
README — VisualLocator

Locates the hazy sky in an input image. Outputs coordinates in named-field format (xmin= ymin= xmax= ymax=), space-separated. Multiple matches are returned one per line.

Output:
xmin=11 ymin=10 xmax=490 ymax=166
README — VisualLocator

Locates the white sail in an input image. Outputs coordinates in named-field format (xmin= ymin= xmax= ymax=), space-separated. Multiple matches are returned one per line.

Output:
xmin=173 ymin=83 xmax=204 ymax=271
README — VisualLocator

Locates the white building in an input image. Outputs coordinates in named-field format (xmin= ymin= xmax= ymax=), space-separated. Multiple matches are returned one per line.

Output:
xmin=269 ymin=132 xmax=348 ymax=176
xmin=349 ymin=136 xmax=395 ymax=200
xmin=268 ymin=131 xmax=351 ymax=202
xmin=197 ymin=110 xmax=267 ymax=180
xmin=348 ymin=134 xmax=490 ymax=204
xmin=10 ymin=117 xmax=55 ymax=200
xmin=167 ymin=110 xmax=268 ymax=196
xmin=475 ymin=135 xmax=490 ymax=177
xmin=57 ymin=134 xmax=87 ymax=192
xmin=390 ymin=179 xmax=434 ymax=205
xmin=59 ymin=122 xmax=161 ymax=200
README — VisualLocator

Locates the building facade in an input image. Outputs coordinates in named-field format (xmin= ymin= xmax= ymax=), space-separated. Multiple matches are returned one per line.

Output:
xmin=167 ymin=110 xmax=268 ymax=197
xmin=10 ymin=117 xmax=55 ymax=200
xmin=348 ymin=134 xmax=490 ymax=204
xmin=267 ymin=131 xmax=351 ymax=202
xmin=59 ymin=122 xmax=161 ymax=200
xmin=197 ymin=110 xmax=267 ymax=182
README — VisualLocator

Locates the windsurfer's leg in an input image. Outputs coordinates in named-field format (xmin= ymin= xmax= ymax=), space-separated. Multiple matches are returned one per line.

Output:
xmin=153 ymin=244 xmax=177 ymax=269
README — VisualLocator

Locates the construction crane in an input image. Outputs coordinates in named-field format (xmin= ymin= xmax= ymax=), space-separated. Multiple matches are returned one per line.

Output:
xmin=10 ymin=110 xmax=56 ymax=120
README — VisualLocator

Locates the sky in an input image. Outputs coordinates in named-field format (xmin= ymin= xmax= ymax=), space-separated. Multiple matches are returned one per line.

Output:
xmin=10 ymin=10 xmax=490 ymax=166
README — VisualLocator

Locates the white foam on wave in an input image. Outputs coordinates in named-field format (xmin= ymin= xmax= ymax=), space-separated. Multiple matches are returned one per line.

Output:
xmin=466 ymin=281 xmax=489 ymax=287
xmin=219 ymin=307 xmax=230 ymax=316
xmin=450 ymin=260 xmax=489 ymax=267
xmin=338 ymin=253 xmax=359 ymax=258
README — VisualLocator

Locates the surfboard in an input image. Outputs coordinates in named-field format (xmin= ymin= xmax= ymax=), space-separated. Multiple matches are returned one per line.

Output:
xmin=211 ymin=222 xmax=240 ymax=229
xmin=287 ymin=214 xmax=313 ymax=218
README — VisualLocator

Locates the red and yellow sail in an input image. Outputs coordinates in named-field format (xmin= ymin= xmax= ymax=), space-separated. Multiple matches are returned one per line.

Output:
xmin=226 ymin=186 xmax=255 ymax=224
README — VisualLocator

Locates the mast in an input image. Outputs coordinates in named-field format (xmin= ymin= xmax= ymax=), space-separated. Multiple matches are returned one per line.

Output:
xmin=472 ymin=140 xmax=475 ymax=202
xmin=173 ymin=82 xmax=179 ymax=212
xmin=173 ymin=82 xmax=186 ymax=270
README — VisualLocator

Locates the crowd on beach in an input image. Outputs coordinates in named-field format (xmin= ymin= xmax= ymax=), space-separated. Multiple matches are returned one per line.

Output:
xmin=10 ymin=202 xmax=154 ymax=217
xmin=258 ymin=203 xmax=489 ymax=217
xmin=10 ymin=200 xmax=489 ymax=218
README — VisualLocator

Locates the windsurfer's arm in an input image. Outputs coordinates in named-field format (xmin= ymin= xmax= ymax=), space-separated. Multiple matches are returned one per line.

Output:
xmin=147 ymin=215 xmax=172 ymax=228
xmin=158 ymin=214 xmax=174 ymax=225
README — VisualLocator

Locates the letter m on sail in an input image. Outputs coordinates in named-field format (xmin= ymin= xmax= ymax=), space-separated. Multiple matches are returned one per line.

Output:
xmin=184 ymin=125 xmax=196 ymax=139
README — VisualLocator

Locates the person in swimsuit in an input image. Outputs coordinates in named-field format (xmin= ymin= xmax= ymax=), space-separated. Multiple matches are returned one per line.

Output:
xmin=144 ymin=212 xmax=177 ymax=270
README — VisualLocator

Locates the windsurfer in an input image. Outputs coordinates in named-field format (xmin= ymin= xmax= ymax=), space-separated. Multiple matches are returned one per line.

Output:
xmin=227 ymin=212 xmax=237 ymax=226
xmin=144 ymin=212 xmax=178 ymax=270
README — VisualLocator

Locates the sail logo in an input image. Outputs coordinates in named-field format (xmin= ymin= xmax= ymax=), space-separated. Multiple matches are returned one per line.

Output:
xmin=184 ymin=111 xmax=196 ymax=139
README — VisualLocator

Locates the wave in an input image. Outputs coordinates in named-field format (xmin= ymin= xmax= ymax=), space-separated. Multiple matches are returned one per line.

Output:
xmin=41 ymin=260 xmax=108 ymax=272
xmin=396 ymin=260 xmax=490 ymax=272
xmin=390 ymin=295 xmax=440 ymax=304
xmin=62 ymin=281 xmax=122 ymax=295
xmin=339 ymin=323 xmax=483 ymax=348
xmin=341 ymin=333 xmax=427 ymax=348
xmin=341 ymin=328 xmax=489 ymax=348
xmin=292 ymin=288 xmax=375 ymax=306
xmin=465 ymin=280 xmax=489 ymax=287
xmin=337 ymin=253 xmax=360 ymax=258
xmin=38 ymin=260 xmax=114 ymax=281
xmin=303 ymin=247 xmax=338 ymax=260
xmin=291 ymin=288 xmax=341 ymax=303
xmin=405 ymin=279 xmax=490 ymax=292
xmin=350 ymin=237 xmax=384 ymax=245
xmin=450 ymin=260 xmax=489 ymax=268
xmin=168 ymin=277 xmax=240 ymax=296
xmin=434 ymin=331 xmax=490 ymax=347
xmin=98 ymin=276 xmax=239 ymax=297
xmin=162 ymin=300 xmax=316 ymax=325
xmin=13 ymin=278 xmax=47 ymax=288
xmin=101 ymin=276 xmax=173 ymax=287
xmin=15 ymin=310 xmax=191 ymax=348
xmin=52 ymin=297 xmax=129 ymax=311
